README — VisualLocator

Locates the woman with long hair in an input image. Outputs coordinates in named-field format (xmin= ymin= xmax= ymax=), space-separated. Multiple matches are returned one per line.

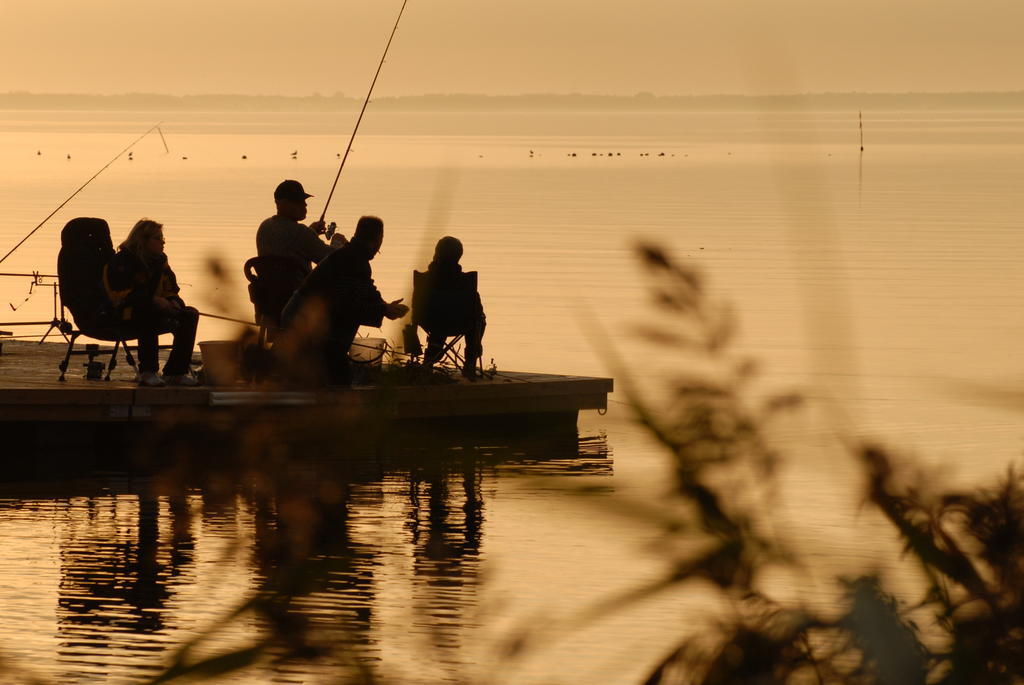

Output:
xmin=104 ymin=218 xmax=199 ymax=387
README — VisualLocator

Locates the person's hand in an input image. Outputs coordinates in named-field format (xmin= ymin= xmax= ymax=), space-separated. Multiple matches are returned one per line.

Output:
xmin=309 ymin=220 xmax=326 ymax=235
xmin=330 ymin=233 xmax=348 ymax=247
xmin=153 ymin=296 xmax=177 ymax=312
xmin=384 ymin=298 xmax=409 ymax=320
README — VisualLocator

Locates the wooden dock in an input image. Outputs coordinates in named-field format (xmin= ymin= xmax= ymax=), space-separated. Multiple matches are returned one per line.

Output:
xmin=0 ymin=339 xmax=612 ymax=426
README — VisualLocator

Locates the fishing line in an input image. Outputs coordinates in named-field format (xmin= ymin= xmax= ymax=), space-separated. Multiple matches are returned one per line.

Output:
xmin=8 ymin=279 xmax=38 ymax=311
xmin=0 ymin=122 xmax=165 ymax=266
xmin=319 ymin=0 xmax=410 ymax=223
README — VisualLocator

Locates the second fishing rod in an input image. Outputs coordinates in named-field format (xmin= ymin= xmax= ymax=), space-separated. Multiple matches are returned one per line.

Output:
xmin=319 ymin=0 xmax=410 ymax=238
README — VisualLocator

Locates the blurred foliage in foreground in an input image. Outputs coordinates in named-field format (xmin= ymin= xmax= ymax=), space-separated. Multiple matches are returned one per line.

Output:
xmin=143 ymin=245 xmax=1024 ymax=683
xmin=594 ymin=243 xmax=1024 ymax=684
xmin=9 ymin=244 xmax=1024 ymax=684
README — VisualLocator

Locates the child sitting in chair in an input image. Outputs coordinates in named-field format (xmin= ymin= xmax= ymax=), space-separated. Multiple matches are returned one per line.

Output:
xmin=415 ymin=236 xmax=486 ymax=379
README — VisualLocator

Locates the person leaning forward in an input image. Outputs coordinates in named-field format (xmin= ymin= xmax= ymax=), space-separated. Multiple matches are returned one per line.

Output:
xmin=281 ymin=215 xmax=408 ymax=386
xmin=256 ymin=179 xmax=347 ymax=276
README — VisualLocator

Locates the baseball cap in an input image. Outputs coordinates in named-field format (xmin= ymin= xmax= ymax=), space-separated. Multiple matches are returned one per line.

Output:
xmin=274 ymin=179 xmax=313 ymax=202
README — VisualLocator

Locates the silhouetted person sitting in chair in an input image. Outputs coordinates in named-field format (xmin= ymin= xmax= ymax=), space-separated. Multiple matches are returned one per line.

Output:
xmin=104 ymin=219 xmax=199 ymax=387
xmin=281 ymin=215 xmax=407 ymax=386
xmin=415 ymin=236 xmax=486 ymax=379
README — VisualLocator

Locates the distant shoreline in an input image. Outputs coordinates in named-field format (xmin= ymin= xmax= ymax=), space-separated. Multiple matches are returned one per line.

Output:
xmin=2 ymin=91 xmax=1024 ymax=112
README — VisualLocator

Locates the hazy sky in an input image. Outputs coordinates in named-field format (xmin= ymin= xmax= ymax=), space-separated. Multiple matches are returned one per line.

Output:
xmin=2 ymin=0 xmax=1022 ymax=96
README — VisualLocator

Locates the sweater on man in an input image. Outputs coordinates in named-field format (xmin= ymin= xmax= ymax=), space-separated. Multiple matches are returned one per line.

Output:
xmin=256 ymin=215 xmax=334 ymax=276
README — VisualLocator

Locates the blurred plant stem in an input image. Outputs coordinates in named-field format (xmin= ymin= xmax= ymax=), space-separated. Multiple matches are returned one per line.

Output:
xmin=568 ymin=243 xmax=1024 ymax=684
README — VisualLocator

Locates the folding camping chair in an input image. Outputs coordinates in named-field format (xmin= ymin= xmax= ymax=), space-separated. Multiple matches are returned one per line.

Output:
xmin=408 ymin=269 xmax=483 ymax=374
xmin=55 ymin=217 xmax=140 ymax=381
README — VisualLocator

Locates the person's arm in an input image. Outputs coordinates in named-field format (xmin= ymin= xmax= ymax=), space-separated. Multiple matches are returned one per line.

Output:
xmin=356 ymin=287 xmax=407 ymax=323
xmin=292 ymin=223 xmax=339 ymax=264
xmin=103 ymin=254 xmax=132 ymax=308
xmin=384 ymin=298 xmax=408 ymax=320
xmin=157 ymin=264 xmax=185 ymax=310
xmin=353 ymin=280 xmax=389 ymax=327
xmin=105 ymin=252 xmax=150 ymax=312
xmin=473 ymin=292 xmax=485 ymax=321
xmin=331 ymin=272 xmax=388 ymax=328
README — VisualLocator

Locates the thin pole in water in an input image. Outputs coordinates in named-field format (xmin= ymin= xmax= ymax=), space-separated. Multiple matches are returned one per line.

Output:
xmin=858 ymin=111 xmax=864 ymax=207
xmin=0 ymin=122 xmax=165 ymax=266
xmin=319 ymin=0 xmax=411 ymax=223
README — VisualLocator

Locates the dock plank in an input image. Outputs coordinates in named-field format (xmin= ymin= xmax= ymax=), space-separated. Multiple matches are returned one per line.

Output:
xmin=0 ymin=340 xmax=613 ymax=424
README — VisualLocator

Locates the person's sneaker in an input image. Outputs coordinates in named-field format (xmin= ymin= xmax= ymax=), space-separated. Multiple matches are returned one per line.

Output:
xmin=164 ymin=374 xmax=200 ymax=387
xmin=138 ymin=372 xmax=166 ymax=387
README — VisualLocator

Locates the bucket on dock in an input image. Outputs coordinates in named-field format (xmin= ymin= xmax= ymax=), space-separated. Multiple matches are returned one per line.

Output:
xmin=199 ymin=340 xmax=241 ymax=386
xmin=348 ymin=337 xmax=385 ymax=367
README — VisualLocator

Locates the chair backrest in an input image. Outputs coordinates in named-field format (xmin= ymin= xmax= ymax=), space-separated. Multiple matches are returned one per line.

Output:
xmin=412 ymin=269 xmax=479 ymax=335
xmin=57 ymin=217 xmax=115 ymax=329
xmin=244 ymin=255 xmax=307 ymax=328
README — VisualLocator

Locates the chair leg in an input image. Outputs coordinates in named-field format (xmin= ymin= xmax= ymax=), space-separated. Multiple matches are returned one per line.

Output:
xmin=439 ymin=334 xmax=465 ymax=369
xmin=122 ymin=341 xmax=138 ymax=372
xmin=58 ymin=332 xmax=81 ymax=381
xmin=447 ymin=335 xmax=465 ymax=367
xmin=105 ymin=339 xmax=121 ymax=380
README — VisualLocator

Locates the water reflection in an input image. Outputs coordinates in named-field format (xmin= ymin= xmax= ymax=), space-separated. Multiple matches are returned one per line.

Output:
xmin=404 ymin=463 xmax=484 ymax=661
xmin=0 ymin=426 xmax=611 ymax=682
xmin=47 ymin=493 xmax=199 ymax=681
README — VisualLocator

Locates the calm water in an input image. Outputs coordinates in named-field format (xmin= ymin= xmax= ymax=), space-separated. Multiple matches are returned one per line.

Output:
xmin=1 ymin=109 xmax=1023 ymax=682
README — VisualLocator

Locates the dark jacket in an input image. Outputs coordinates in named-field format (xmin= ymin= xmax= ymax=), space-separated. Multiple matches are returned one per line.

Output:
xmin=419 ymin=260 xmax=485 ymax=331
xmin=426 ymin=259 xmax=467 ymax=290
xmin=291 ymin=238 xmax=387 ymax=334
xmin=103 ymin=250 xmax=184 ymax=320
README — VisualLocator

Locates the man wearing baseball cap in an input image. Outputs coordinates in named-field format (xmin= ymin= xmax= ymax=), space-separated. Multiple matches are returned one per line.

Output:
xmin=256 ymin=179 xmax=347 ymax=276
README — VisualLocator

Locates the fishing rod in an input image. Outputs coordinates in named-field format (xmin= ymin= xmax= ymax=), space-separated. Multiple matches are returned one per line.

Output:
xmin=0 ymin=271 xmax=57 ymax=278
xmin=198 ymin=311 xmax=257 ymax=327
xmin=319 ymin=0 xmax=410 ymax=223
xmin=0 ymin=122 xmax=166 ymax=266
